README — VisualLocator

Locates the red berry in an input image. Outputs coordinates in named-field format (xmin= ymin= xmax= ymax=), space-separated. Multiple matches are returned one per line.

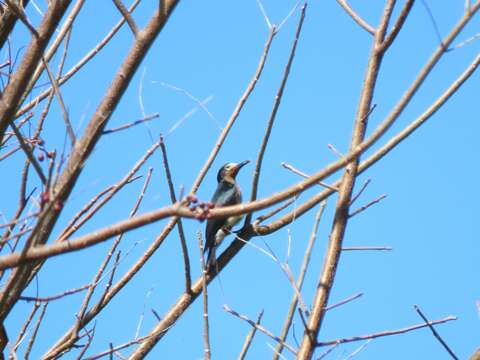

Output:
xmin=37 ymin=152 xmax=44 ymax=162
xmin=187 ymin=194 xmax=198 ymax=203
xmin=206 ymin=202 xmax=215 ymax=209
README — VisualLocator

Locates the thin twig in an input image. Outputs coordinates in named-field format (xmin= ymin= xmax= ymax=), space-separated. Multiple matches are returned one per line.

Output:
xmin=273 ymin=203 xmax=326 ymax=360
xmin=160 ymin=136 xmax=191 ymax=291
xmin=452 ymin=32 xmax=480 ymax=49
xmin=19 ymin=283 xmax=90 ymax=302
xmin=413 ymin=305 xmax=459 ymax=359
xmin=350 ymin=179 xmax=371 ymax=205
xmin=281 ymin=162 xmax=339 ymax=191
xmin=335 ymin=0 xmax=375 ymax=35
xmin=224 ymin=305 xmax=297 ymax=355
xmin=160 ymin=82 xmax=219 ymax=128
xmin=344 ymin=340 xmax=372 ymax=360
xmin=24 ymin=302 xmax=48 ymax=359
xmin=420 ymin=0 xmax=446 ymax=50
xmin=11 ymin=302 xmax=40 ymax=354
xmin=0 ymin=212 xmax=39 ymax=229
xmin=57 ymin=138 xmax=161 ymax=241
xmin=316 ymin=316 xmax=457 ymax=346
xmin=246 ymin=3 xmax=306 ymax=225
xmin=165 ymin=96 xmax=213 ymax=136
xmin=8 ymin=120 xmax=46 ymax=185
xmin=83 ymin=334 xmax=151 ymax=360
xmin=61 ymin=170 xmax=153 ymax=357
xmin=256 ymin=0 xmax=272 ymax=29
xmin=277 ymin=0 xmax=303 ymax=31
xmin=317 ymin=344 xmax=339 ymax=359
xmin=75 ymin=327 xmax=96 ymax=359
xmin=327 ymin=143 xmax=344 ymax=158
xmin=381 ymin=0 xmax=415 ymax=51
xmin=342 ymin=246 xmax=392 ymax=251
xmin=254 ymin=198 xmax=296 ymax=225
xmin=3 ymin=0 xmax=39 ymax=37
xmin=198 ymin=230 xmax=211 ymax=360
xmin=238 ymin=310 xmax=264 ymax=360
xmin=112 ymin=0 xmax=138 ymax=36
xmin=41 ymin=56 xmax=76 ymax=145
xmin=324 ymin=292 xmax=363 ymax=312
xmin=102 ymin=113 xmax=160 ymax=134
xmin=348 ymin=194 xmax=387 ymax=217
xmin=57 ymin=176 xmax=140 ymax=240
xmin=189 ymin=26 xmax=276 ymax=194
xmin=15 ymin=0 xmax=143 ymax=119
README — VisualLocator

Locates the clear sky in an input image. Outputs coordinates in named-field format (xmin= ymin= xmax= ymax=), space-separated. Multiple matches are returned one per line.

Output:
xmin=2 ymin=0 xmax=480 ymax=359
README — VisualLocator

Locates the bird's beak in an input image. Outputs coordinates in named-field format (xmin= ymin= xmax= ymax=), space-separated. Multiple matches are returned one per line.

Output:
xmin=232 ymin=160 xmax=250 ymax=177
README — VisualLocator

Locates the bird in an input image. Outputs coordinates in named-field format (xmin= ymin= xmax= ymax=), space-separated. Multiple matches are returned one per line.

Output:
xmin=205 ymin=160 xmax=249 ymax=270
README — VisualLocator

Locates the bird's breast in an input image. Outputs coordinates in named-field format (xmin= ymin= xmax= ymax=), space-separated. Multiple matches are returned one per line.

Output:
xmin=225 ymin=214 xmax=243 ymax=228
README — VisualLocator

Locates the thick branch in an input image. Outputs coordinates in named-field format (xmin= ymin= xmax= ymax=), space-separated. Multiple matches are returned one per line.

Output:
xmin=296 ymin=1 xmax=396 ymax=358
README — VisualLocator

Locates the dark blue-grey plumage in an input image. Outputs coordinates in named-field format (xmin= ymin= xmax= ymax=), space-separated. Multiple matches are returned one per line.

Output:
xmin=205 ymin=161 xmax=249 ymax=269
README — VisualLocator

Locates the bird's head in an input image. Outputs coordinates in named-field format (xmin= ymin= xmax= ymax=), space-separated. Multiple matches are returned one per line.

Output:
xmin=217 ymin=160 xmax=250 ymax=183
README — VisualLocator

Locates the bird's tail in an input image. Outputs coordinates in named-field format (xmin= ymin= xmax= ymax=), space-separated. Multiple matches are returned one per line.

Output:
xmin=206 ymin=246 xmax=216 ymax=271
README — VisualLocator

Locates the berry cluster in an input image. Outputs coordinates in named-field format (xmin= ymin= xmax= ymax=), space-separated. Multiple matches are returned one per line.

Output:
xmin=186 ymin=194 xmax=215 ymax=222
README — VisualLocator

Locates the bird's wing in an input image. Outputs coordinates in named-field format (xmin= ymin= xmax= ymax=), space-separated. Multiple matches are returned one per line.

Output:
xmin=205 ymin=183 xmax=239 ymax=259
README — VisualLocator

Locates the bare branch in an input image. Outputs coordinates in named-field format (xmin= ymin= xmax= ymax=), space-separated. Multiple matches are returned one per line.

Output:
xmin=238 ymin=310 xmax=264 ymax=360
xmin=350 ymin=178 xmax=371 ymax=205
xmin=471 ymin=348 xmax=480 ymax=360
xmin=324 ymin=292 xmax=363 ymax=312
xmin=11 ymin=302 xmax=40 ymax=355
xmin=253 ymin=198 xmax=296 ymax=225
xmin=19 ymin=284 xmax=90 ymax=302
xmin=248 ymin=3 xmax=313 ymax=225
xmin=160 ymin=136 xmax=191 ymax=292
xmin=413 ymin=305 xmax=459 ymax=359
xmin=348 ymin=194 xmax=387 ymax=218
xmin=296 ymin=1 xmax=396 ymax=357
xmin=102 ymin=113 xmax=160 ymax=135
xmin=419 ymin=0 xmax=446 ymax=50
xmin=0 ymin=0 xmax=73 ymax=144
xmin=256 ymin=0 xmax=272 ymax=29
xmin=24 ymin=302 xmax=48 ymax=359
xmin=335 ymin=0 xmax=375 ymax=35
xmin=8 ymin=120 xmax=47 ymax=185
xmin=16 ymin=0 xmax=143 ymax=119
xmin=342 ymin=246 xmax=392 ymax=251
xmin=273 ymin=203 xmax=326 ymax=360
xmin=224 ymin=305 xmax=297 ymax=355
xmin=57 ymin=139 xmax=161 ymax=241
xmin=316 ymin=316 xmax=457 ymax=347
xmin=3 ymin=0 xmax=39 ymax=37
xmin=380 ymin=0 xmax=415 ymax=51
xmin=112 ymin=0 xmax=138 ymax=36
xmin=281 ymin=162 xmax=339 ymax=191
xmin=197 ymin=231 xmax=211 ymax=360
xmin=41 ymin=55 xmax=76 ymax=145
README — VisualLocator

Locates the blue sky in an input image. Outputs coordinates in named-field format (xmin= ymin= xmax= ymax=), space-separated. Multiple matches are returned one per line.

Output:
xmin=2 ymin=0 xmax=480 ymax=359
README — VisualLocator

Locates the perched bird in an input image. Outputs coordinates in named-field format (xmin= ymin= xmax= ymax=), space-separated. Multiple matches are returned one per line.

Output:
xmin=205 ymin=160 xmax=249 ymax=270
